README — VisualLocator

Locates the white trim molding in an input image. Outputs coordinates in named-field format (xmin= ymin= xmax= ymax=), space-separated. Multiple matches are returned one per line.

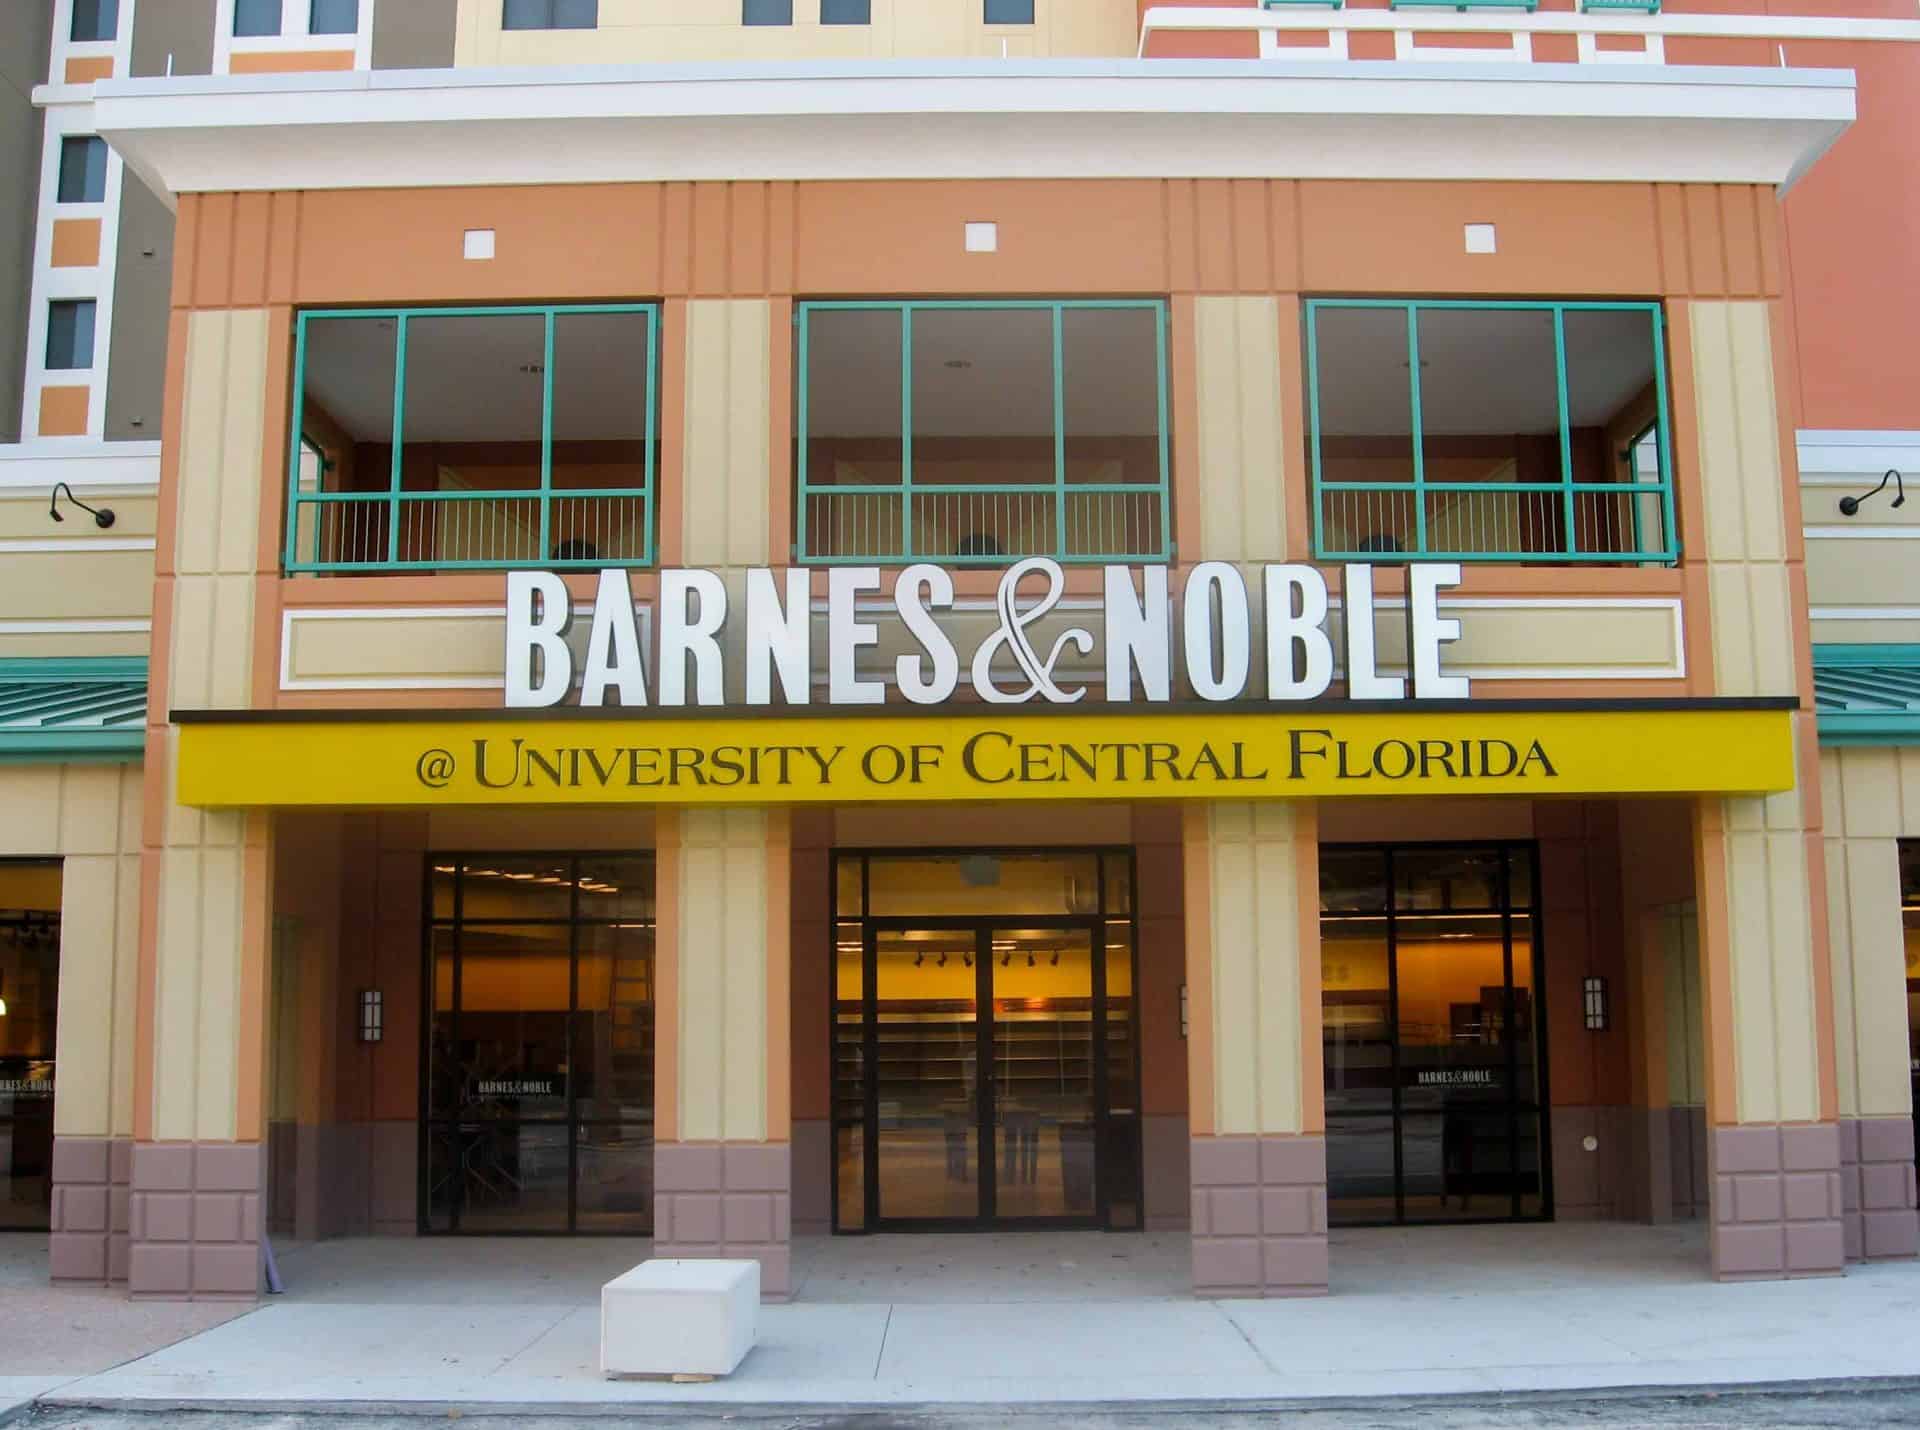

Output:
xmin=0 ymin=442 xmax=162 ymax=491
xmin=75 ymin=59 xmax=1856 ymax=201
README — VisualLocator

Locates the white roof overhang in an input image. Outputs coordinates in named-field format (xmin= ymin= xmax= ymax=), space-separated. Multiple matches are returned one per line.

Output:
xmin=59 ymin=58 xmax=1855 ymax=209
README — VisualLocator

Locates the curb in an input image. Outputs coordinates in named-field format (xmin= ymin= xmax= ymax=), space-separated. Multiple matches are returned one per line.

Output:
xmin=32 ymin=1374 xmax=1920 ymax=1421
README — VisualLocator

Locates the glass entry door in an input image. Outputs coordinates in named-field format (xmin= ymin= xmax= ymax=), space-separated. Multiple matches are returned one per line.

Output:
xmin=859 ymin=922 xmax=1104 ymax=1229
xmin=1320 ymin=843 xmax=1548 ymax=1225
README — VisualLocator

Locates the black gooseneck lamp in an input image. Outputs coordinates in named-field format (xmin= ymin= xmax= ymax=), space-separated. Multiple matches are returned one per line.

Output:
xmin=1838 ymin=469 xmax=1905 ymax=517
xmin=49 ymin=482 xmax=116 ymax=529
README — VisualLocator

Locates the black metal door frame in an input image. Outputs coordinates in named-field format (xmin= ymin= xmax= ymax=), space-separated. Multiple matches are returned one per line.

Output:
xmin=861 ymin=914 xmax=1107 ymax=1232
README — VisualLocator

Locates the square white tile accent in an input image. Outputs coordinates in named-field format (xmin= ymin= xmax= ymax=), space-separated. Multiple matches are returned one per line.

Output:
xmin=964 ymin=222 xmax=998 ymax=254
xmin=463 ymin=229 xmax=497 ymax=261
xmin=1464 ymin=223 xmax=1497 ymax=255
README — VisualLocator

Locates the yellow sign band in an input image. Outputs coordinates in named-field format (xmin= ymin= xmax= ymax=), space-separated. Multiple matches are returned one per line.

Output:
xmin=174 ymin=707 xmax=1796 ymax=808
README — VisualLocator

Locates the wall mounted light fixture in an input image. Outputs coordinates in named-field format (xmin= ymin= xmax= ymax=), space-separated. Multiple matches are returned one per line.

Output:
xmin=1582 ymin=975 xmax=1610 ymax=1033
xmin=1838 ymin=468 xmax=1905 ymax=517
xmin=49 ymin=483 xmax=116 ymax=529
xmin=357 ymin=989 xmax=383 ymax=1043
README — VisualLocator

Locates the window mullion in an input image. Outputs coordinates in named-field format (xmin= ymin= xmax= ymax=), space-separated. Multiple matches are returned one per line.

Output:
xmin=388 ymin=312 xmax=408 ymax=565
xmin=539 ymin=309 xmax=555 ymax=564
xmin=1651 ymin=305 xmax=1677 ymax=565
xmin=795 ymin=305 xmax=809 ymax=565
xmin=901 ymin=304 xmax=914 ymax=560
xmin=1052 ymin=303 xmax=1067 ymax=560
xmin=1307 ymin=302 xmax=1325 ymax=561
xmin=284 ymin=314 xmax=309 ymax=571
xmin=645 ymin=306 xmax=659 ymax=567
xmin=1553 ymin=306 xmax=1575 ymax=557
xmin=1406 ymin=305 xmax=1427 ymax=557
xmin=1155 ymin=301 xmax=1172 ymax=562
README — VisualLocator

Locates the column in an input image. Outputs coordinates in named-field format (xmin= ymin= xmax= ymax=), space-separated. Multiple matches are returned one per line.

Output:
xmin=129 ymin=307 xmax=277 ymax=1300
xmin=1184 ymin=802 xmax=1326 ymax=1298
xmin=1821 ymin=746 xmax=1919 ymax=1261
xmin=1695 ymin=771 xmax=1844 ymax=1278
xmin=1685 ymin=297 xmax=1843 ymax=1278
xmin=36 ymin=765 xmax=143 ymax=1286
xmin=652 ymin=807 xmax=794 ymax=1300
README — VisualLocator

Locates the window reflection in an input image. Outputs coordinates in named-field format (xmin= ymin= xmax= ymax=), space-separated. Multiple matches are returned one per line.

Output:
xmin=426 ymin=852 xmax=655 ymax=1234
xmin=1322 ymin=844 xmax=1543 ymax=1225
xmin=0 ymin=862 xmax=60 ymax=1232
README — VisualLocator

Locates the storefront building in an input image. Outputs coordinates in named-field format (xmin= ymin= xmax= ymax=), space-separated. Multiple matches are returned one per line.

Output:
xmin=2 ymin=0 xmax=1918 ymax=1304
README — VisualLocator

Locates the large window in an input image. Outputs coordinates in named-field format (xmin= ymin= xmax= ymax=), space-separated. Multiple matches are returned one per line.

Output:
xmin=285 ymin=305 xmax=658 ymax=573
xmin=425 ymin=854 xmax=654 ymax=1234
xmin=1321 ymin=844 xmax=1547 ymax=1225
xmin=0 ymin=862 xmax=60 ymax=1233
xmin=1307 ymin=299 xmax=1676 ymax=565
xmin=798 ymin=300 xmax=1170 ymax=565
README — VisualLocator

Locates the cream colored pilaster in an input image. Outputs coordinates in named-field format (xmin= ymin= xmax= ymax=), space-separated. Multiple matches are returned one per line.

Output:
xmin=1192 ymin=296 xmax=1288 ymax=566
xmin=670 ymin=806 xmax=777 ymax=1142
xmin=128 ymin=307 xmax=275 ymax=1298
xmin=681 ymin=298 xmax=773 ymax=569
xmin=1689 ymin=300 xmax=1795 ymax=699
xmin=49 ymin=764 xmax=144 ymax=1143
xmin=1187 ymin=801 xmax=1319 ymax=1137
xmin=1818 ymin=744 xmax=1920 ymax=1259
xmin=1184 ymin=800 xmax=1326 ymax=1298
xmin=1821 ymin=747 xmax=1912 ymax=1124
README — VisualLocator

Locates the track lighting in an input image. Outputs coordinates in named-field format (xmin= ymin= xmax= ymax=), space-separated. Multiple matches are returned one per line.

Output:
xmin=1049 ymin=950 xmax=1060 ymax=967
xmin=962 ymin=952 xmax=973 ymax=968
xmin=914 ymin=952 xmax=924 ymax=968
xmin=1027 ymin=952 xmax=1036 ymax=968
xmin=937 ymin=952 xmax=948 ymax=968
xmin=1000 ymin=952 xmax=1010 ymax=967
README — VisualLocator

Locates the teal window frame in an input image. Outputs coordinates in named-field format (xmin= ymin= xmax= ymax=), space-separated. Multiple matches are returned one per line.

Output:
xmin=1305 ymin=297 xmax=1678 ymax=566
xmin=283 ymin=303 xmax=659 ymax=575
xmin=795 ymin=298 xmax=1173 ymax=567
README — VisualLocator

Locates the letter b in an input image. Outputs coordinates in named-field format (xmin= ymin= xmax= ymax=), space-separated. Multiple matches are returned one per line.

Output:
xmin=505 ymin=571 xmax=572 ymax=707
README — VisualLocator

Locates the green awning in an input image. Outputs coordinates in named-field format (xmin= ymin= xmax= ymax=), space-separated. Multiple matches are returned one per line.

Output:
xmin=1813 ymin=645 xmax=1920 ymax=746
xmin=0 ymin=658 xmax=147 ymax=763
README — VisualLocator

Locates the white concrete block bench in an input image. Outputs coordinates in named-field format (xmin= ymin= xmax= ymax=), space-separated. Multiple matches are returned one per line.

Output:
xmin=601 ymin=1259 xmax=759 ymax=1380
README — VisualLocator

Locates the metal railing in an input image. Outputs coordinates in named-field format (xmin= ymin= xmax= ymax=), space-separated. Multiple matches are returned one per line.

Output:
xmin=795 ymin=300 xmax=1172 ymax=566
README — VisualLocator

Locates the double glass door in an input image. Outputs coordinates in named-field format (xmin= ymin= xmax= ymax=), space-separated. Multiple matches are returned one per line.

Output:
xmin=846 ymin=921 xmax=1118 ymax=1229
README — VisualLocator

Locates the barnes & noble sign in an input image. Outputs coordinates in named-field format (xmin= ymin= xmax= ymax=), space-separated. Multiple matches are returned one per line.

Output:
xmin=172 ymin=555 xmax=1798 ymax=808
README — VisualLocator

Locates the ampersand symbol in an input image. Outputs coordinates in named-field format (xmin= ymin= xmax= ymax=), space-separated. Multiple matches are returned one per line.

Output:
xmin=970 ymin=557 xmax=1094 ymax=704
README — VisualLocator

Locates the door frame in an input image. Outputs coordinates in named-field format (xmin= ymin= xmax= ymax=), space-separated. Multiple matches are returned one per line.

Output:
xmin=1321 ymin=839 xmax=1554 ymax=1227
xmin=858 ymin=914 xmax=1111 ymax=1233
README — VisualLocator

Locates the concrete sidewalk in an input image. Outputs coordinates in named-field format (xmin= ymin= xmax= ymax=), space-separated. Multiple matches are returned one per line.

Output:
xmin=15 ymin=1225 xmax=1920 ymax=1416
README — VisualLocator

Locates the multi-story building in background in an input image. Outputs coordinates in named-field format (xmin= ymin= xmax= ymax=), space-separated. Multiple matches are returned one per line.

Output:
xmin=1 ymin=0 xmax=1917 ymax=1304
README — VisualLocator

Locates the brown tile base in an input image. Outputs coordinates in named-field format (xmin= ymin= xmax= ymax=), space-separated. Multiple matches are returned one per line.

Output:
xmin=49 ymin=1136 xmax=131 ymax=1286
xmin=1840 ymin=1117 xmax=1919 ymax=1262
xmin=1190 ymin=1134 xmax=1327 ymax=1298
xmin=1709 ymin=1123 xmax=1844 ymax=1280
xmin=791 ymin=1119 xmax=831 ymax=1236
xmin=654 ymin=1141 xmax=792 ymax=1301
xmin=127 ymin=1141 xmax=264 ymax=1301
